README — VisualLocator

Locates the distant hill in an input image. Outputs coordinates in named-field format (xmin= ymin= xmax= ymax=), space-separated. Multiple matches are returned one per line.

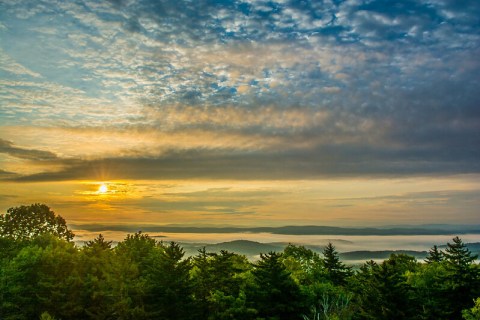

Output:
xmin=177 ymin=240 xmax=432 ymax=261
xmin=75 ymin=238 xmax=480 ymax=262
xmin=72 ymin=223 xmax=480 ymax=235
xmin=339 ymin=250 xmax=428 ymax=260
xmin=179 ymin=240 xmax=285 ymax=259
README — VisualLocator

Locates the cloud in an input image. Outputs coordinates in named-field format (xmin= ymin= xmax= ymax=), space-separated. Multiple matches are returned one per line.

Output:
xmin=7 ymin=140 xmax=480 ymax=183
xmin=0 ymin=48 xmax=42 ymax=78
xmin=1 ymin=0 xmax=479 ymax=183
xmin=0 ymin=169 xmax=18 ymax=180
xmin=0 ymin=139 xmax=58 ymax=161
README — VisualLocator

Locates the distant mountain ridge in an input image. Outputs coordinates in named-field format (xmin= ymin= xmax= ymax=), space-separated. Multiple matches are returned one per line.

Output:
xmin=73 ymin=224 xmax=480 ymax=235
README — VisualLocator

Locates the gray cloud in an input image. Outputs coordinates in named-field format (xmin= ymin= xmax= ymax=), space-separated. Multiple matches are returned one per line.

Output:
xmin=0 ymin=139 xmax=58 ymax=161
xmin=7 ymin=141 xmax=480 ymax=183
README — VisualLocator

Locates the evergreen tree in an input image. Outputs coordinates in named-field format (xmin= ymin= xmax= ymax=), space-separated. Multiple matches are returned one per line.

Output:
xmin=322 ymin=242 xmax=352 ymax=286
xmin=114 ymin=232 xmax=158 ymax=318
xmin=115 ymin=231 xmax=157 ymax=272
xmin=147 ymin=241 xmax=195 ymax=320
xmin=192 ymin=247 xmax=212 ymax=318
xmin=425 ymin=245 xmax=443 ymax=264
xmin=409 ymin=262 xmax=451 ymax=319
xmin=248 ymin=251 xmax=305 ymax=320
xmin=441 ymin=237 xmax=480 ymax=319
xmin=85 ymin=234 xmax=112 ymax=251
xmin=80 ymin=234 xmax=117 ymax=319
xmin=351 ymin=255 xmax=419 ymax=320
xmin=443 ymin=236 xmax=478 ymax=269
xmin=192 ymin=248 xmax=253 ymax=319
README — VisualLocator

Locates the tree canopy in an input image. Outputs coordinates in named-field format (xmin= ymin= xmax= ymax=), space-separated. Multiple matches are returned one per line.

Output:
xmin=1 ymin=204 xmax=480 ymax=320
xmin=0 ymin=204 xmax=74 ymax=241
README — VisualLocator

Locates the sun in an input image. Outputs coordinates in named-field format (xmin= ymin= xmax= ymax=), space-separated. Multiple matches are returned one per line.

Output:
xmin=98 ymin=184 xmax=108 ymax=194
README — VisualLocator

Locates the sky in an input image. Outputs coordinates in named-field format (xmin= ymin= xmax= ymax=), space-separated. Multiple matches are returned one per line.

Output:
xmin=1 ymin=0 xmax=480 ymax=239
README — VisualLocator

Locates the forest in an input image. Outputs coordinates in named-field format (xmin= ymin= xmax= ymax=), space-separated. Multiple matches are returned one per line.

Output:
xmin=1 ymin=204 xmax=480 ymax=320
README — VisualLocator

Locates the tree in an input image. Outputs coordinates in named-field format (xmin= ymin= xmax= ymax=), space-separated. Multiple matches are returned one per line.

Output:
xmin=84 ymin=233 xmax=112 ymax=251
xmin=441 ymin=237 xmax=480 ymax=319
xmin=463 ymin=298 xmax=480 ymax=320
xmin=0 ymin=204 xmax=74 ymax=241
xmin=147 ymin=241 xmax=195 ymax=320
xmin=248 ymin=251 xmax=305 ymax=320
xmin=113 ymin=232 xmax=158 ymax=318
xmin=282 ymin=244 xmax=325 ymax=286
xmin=351 ymin=254 xmax=420 ymax=320
xmin=115 ymin=231 xmax=156 ymax=273
xmin=409 ymin=262 xmax=451 ymax=319
xmin=80 ymin=234 xmax=117 ymax=319
xmin=443 ymin=236 xmax=478 ymax=269
xmin=191 ymin=249 xmax=252 ymax=319
xmin=303 ymin=285 xmax=353 ymax=320
xmin=322 ymin=242 xmax=352 ymax=286
xmin=0 ymin=235 xmax=83 ymax=319
xmin=425 ymin=245 xmax=443 ymax=264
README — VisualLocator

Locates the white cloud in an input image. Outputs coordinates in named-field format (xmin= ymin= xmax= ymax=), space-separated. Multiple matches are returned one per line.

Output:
xmin=0 ymin=49 xmax=42 ymax=78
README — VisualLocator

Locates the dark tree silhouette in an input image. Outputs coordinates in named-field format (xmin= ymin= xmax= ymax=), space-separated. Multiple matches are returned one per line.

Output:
xmin=0 ymin=204 xmax=74 ymax=241
xmin=425 ymin=245 xmax=443 ymax=264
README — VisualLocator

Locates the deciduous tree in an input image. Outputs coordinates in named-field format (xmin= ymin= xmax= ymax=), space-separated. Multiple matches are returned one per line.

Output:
xmin=0 ymin=204 xmax=74 ymax=241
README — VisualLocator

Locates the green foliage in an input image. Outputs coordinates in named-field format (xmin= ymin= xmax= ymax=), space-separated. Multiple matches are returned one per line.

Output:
xmin=208 ymin=290 xmax=257 ymax=320
xmin=441 ymin=237 xmax=480 ymax=319
xmin=322 ymin=242 xmax=352 ymax=286
xmin=463 ymin=298 xmax=480 ymax=320
xmin=425 ymin=245 xmax=443 ymax=264
xmin=1 ymin=210 xmax=479 ymax=320
xmin=0 ymin=235 xmax=82 ymax=319
xmin=350 ymin=254 xmax=420 ymax=320
xmin=408 ymin=261 xmax=451 ymax=319
xmin=192 ymin=248 xmax=252 ymax=319
xmin=248 ymin=251 xmax=305 ymax=320
xmin=444 ymin=236 xmax=478 ymax=269
xmin=303 ymin=283 xmax=353 ymax=320
xmin=0 ymin=204 xmax=74 ymax=241
xmin=146 ymin=241 xmax=195 ymax=319
xmin=115 ymin=231 xmax=157 ymax=272
xmin=39 ymin=312 xmax=55 ymax=320
xmin=282 ymin=244 xmax=325 ymax=285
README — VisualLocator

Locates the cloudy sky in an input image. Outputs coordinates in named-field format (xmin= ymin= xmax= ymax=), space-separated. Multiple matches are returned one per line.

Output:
xmin=1 ymin=0 xmax=479 ymax=238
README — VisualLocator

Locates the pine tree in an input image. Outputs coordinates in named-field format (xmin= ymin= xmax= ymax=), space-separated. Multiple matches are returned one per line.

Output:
xmin=85 ymin=234 xmax=112 ymax=251
xmin=147 ymin=241 xmax=195 ymax=320
xmin=322 ymin=242 xmax=352 ymax=286
xmin=248 ymin=251 xmax=305 ymax=320
xmin=440 ymin=237 xmax=480 ymax=319
xmin=425 ymin=245 xmax=443 ymax=264
xmin=443 ymin=236 xmax=477 ymax=269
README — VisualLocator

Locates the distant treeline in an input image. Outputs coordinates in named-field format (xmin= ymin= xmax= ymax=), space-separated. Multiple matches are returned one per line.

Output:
xmin=1 ymin=204 xmax=480 ymax=320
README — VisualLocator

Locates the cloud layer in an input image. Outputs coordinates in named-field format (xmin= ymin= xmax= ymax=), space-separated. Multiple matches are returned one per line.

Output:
xmin=1 ymin=0 xmax=479 ymax=181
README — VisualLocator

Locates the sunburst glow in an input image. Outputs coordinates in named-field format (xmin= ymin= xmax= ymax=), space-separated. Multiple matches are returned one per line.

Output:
xmin=98 ymin=184 xmax=108 ymax=194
